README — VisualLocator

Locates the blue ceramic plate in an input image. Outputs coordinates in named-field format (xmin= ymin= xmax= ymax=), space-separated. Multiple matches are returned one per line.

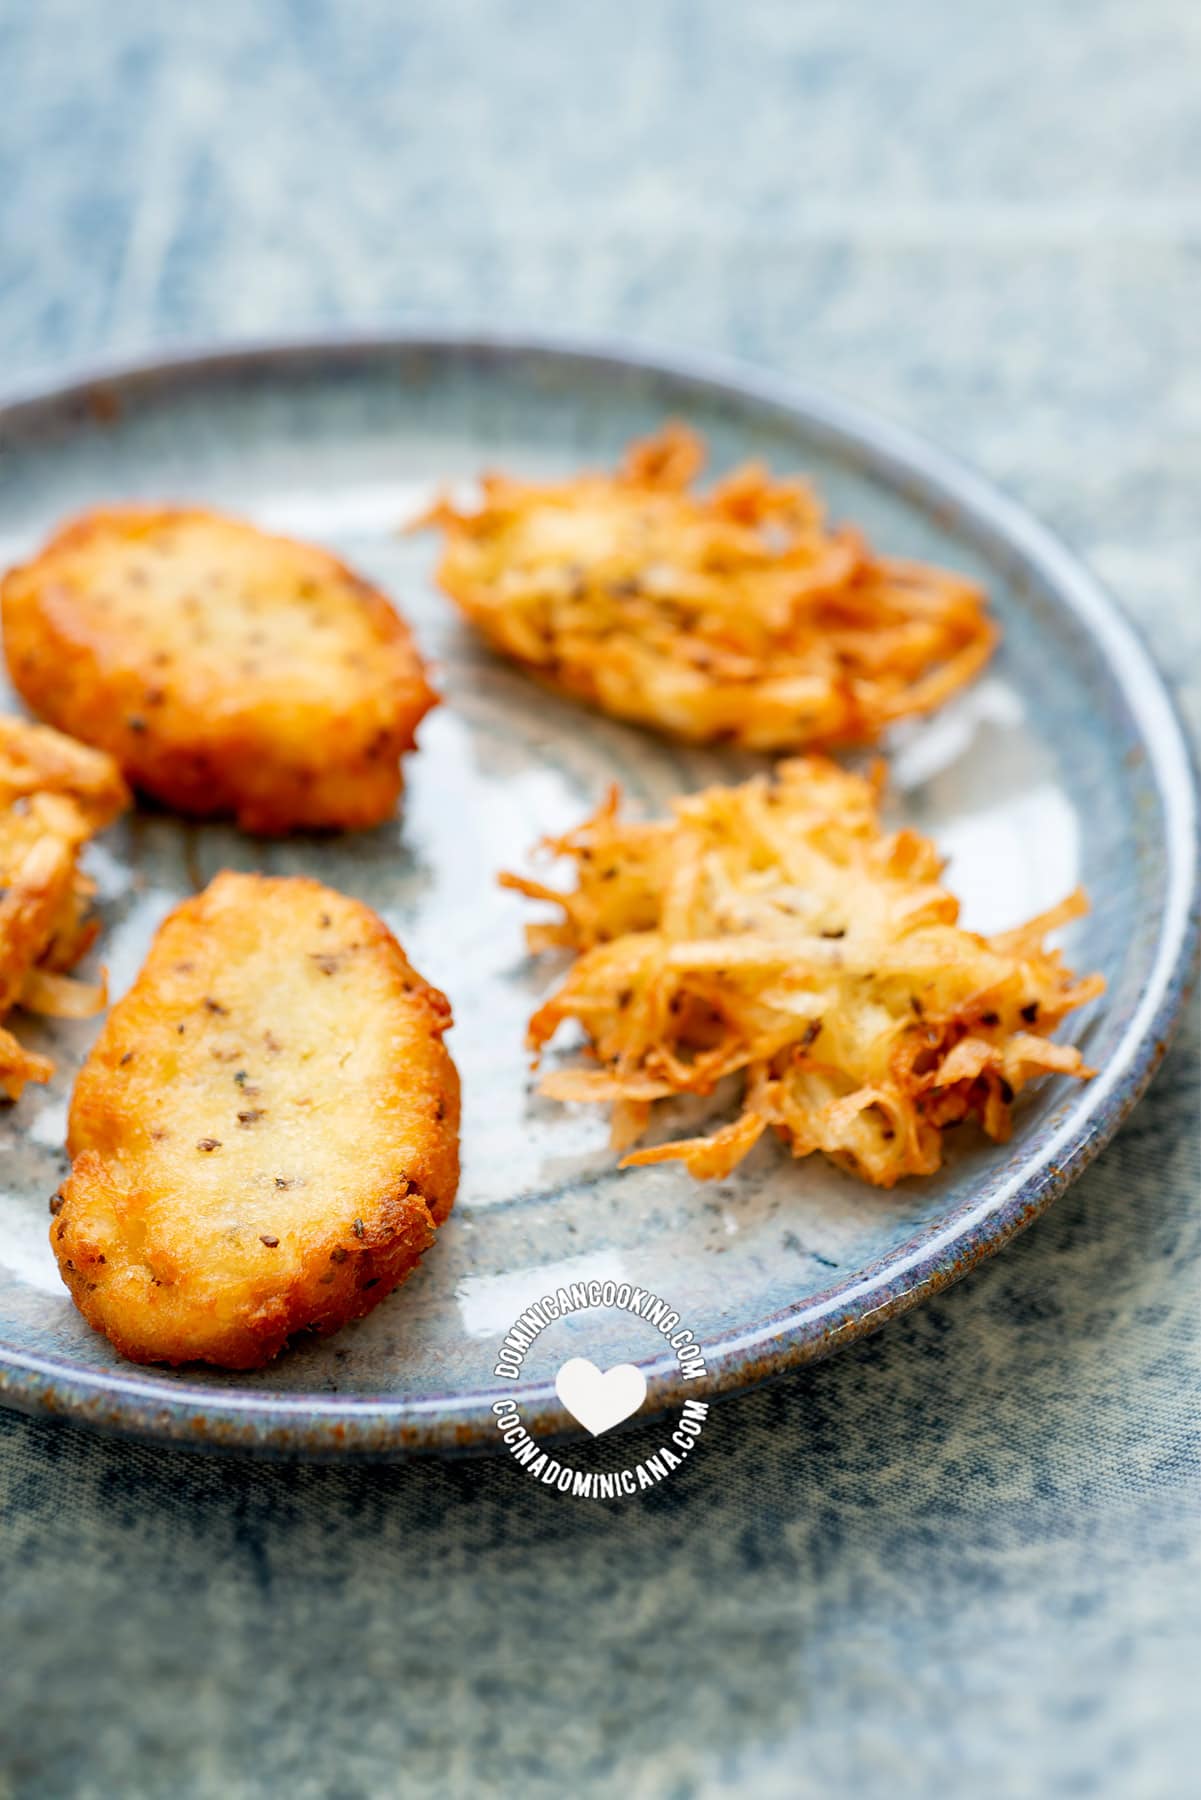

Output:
xmin=0 ymin=336 xmax=1195 ymax=1458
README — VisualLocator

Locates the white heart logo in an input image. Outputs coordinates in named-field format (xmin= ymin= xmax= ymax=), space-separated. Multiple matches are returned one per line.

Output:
xmin=554 ymin=1357 xmax=648 ymax=1437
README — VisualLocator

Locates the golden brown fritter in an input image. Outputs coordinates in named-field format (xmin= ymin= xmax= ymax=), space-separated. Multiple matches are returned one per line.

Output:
xmin=420 ymin=424 xmax=996 ymax=751
xmin=0 ymin=717 xmax=127 ymax=1097
xmin=0 ymin=796 xmax=91 ymax=1017
xmin=52 ymin=871 xmax=460 ymax=1369
xmin=503 ymin=758 xmax=1103 ymax=1186
xmin=2 ymin=507 xmax=437 ymax=835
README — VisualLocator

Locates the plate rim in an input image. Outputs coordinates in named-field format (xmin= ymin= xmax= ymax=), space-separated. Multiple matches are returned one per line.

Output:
xmin=0 ymin=327 xmax=1196 ymax=1460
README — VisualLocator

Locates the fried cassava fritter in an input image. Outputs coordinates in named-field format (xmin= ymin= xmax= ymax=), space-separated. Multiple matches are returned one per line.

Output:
xmin=0 ymin=716 xmax=128 ymax=1098
xmin=2 ymin=508 xmax=436 ymax=834
xmin=503 ymin=758 xmax=1103 ymax=1186
xmin=52 ymin=871 xmax=460 ymax=1368
xmin=421 ymin=424 xmax=996 ymax=751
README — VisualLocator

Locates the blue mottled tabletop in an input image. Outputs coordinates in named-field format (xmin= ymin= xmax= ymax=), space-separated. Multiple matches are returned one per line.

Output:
xmin=1 ymin=4 xmax=1198 ymax=1796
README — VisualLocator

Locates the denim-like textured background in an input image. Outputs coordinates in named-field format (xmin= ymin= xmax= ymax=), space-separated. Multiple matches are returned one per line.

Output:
xmin=1 ymin=4 xmax=1199 ymax=1795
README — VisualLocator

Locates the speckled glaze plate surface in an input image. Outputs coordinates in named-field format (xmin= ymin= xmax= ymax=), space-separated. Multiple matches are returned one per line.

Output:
xmin=0 ymin=335 xmax=1195 ymax=1459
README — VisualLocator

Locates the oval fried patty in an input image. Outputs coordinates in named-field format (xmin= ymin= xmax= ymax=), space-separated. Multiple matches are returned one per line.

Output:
xmin=2 ymin=508 xmax=437 ymax=834
xmin=53 ymin=872 xmax=460 ymax=1368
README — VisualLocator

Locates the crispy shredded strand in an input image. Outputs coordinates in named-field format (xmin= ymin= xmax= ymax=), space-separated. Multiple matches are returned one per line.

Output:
xmin=0 ymin=715 xmax=130 ymax=829
xmin=504 ymin=757 xmax=1104 ymax=1187
xmin=419 ymin=423 xmax=997 ymax=750
xmin=19 ymin=965 xmax=108 ymax=1019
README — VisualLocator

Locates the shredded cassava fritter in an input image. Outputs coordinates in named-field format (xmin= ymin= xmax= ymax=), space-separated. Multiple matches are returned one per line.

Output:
xmin=503 ymin=759 xmax=1104 ymax=1186
xmin=0 ymin=717 xmax=129 ymax=1098
xmin=422 ymin=424 xmax=997 ymax=749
